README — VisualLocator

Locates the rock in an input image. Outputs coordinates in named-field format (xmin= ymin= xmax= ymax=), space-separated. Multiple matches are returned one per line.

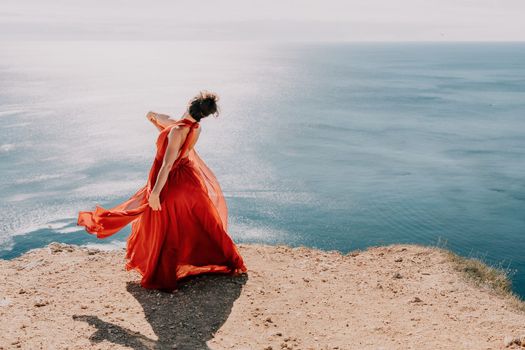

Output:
xmin=86 ymin=249 xmax=98 ymax=255
xmin=48 ymin=242 xmax=76 ymax=254
xmin=393 ymin=272 xmax=403 ymax=279
xmin=411 ymin=297 xmax=423 ymax=303
xmin=48 ymin=243 xmax=63 ymax=253
xmin=34 ymin=298 xmax=49 ymax=307
xmin=504 ymin=334 xmax=525 ymax=347
xmin=395 ymin=257 xmax=403 ymax=262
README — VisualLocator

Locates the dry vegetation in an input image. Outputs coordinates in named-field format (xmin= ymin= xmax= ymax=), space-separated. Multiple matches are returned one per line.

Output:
xmin=430 ymin=237 xmax=525 ymax=314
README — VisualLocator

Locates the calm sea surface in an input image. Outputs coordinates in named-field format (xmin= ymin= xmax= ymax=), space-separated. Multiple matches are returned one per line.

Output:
xmin=1 ymin=41 xmax=524 ymax=296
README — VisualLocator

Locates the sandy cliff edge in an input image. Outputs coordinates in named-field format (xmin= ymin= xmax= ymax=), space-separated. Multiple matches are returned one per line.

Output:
xmin=1 ymin=242 xmax=525 ymax=350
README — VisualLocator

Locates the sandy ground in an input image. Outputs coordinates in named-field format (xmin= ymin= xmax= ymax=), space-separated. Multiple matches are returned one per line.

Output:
xmin=1 ymin=242 xmax=525 ymax=350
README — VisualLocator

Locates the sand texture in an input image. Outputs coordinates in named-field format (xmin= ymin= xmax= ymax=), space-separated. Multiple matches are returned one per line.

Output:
xmin=1 ymin=242 xmax=525 ymax=350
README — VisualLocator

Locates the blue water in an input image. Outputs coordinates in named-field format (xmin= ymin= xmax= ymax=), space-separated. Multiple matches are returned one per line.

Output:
xmin=1 ymin=41 xmax=524 ymax=296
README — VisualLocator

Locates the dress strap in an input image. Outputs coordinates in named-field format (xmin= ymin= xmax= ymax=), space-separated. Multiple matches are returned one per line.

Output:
xmin=176 ymin=118 xmax=200 ymax=129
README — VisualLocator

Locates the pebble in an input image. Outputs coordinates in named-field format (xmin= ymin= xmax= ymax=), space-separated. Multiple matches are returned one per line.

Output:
xmin=48 ymin=243 xmax=76 ymax=254
xmin=34 ymin=298 xmax=49 ymax=307
xmin=504 ymin=334 xmax=525 ymax=347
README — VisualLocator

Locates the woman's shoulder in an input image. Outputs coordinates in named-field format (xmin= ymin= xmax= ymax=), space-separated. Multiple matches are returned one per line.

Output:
xmin=167 ymin=122 xmax=197 ymax=142
xmin=156 ymin=123 xmax=182 ymax=143
xmin=166 ymin=125 xmax=185 ymax=139
xmin=159 ymin=120 xmax=198 ymax=142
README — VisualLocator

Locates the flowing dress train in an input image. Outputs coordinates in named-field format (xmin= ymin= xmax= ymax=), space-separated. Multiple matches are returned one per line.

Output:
xmin=77 ymin=118 xmax=247 ymax=291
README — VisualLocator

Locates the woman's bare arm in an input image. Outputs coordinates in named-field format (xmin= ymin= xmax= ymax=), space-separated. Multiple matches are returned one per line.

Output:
xmin=148 ymin=127 xmax=184 ymax=210
xmin=146 ymin=111 xmax=178 ymax=131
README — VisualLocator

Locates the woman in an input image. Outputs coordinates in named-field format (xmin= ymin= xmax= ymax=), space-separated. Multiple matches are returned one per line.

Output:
xmin=77 ymin=91 xmax=247 ymax=292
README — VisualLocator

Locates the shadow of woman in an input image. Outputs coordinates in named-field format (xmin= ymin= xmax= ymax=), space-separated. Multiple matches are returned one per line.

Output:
xmin=73 ymin=272 xmax=248 ymax=350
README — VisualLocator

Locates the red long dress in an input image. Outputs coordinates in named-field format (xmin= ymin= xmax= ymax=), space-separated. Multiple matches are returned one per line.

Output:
xmin=77 ymin=118 xmax=247 ymax=291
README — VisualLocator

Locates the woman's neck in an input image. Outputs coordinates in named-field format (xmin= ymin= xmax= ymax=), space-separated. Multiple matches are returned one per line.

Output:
xmin=182 ymin=111 xmax=198 ymax=123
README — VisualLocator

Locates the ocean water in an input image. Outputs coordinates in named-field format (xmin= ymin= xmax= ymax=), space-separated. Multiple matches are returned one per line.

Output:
xmin=1 ymin=41 xmax=524 ymax=296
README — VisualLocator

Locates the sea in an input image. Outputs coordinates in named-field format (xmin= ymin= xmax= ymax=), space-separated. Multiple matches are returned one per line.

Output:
xmin=1 ymin=41 xmax=524 ymax=297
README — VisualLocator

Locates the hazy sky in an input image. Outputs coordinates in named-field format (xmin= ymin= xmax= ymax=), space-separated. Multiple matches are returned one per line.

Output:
xmin=1 ymin=0 xmax=524 ymax=41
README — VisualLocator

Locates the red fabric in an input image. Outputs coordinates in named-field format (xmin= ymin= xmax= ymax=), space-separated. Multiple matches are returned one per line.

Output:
xmin=77 ymin=118 xmax=247 ymax=291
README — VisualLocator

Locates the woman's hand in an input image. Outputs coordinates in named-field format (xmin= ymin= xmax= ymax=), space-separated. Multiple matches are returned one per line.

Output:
xmin=147 ymin=111 xmax=166 ymax=132
xmin=148 ymin=192 xmax=162 ymax=211
xmin=147 ymin=111 xmax=175 ymax=131
xmin=146 ymin=111 xmax=157 ymax=123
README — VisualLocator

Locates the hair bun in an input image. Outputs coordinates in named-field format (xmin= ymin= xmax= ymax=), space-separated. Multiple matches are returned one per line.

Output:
xmin=188 ymin=90 xmax=220 ymax=122
xmin=199 ymin=93 xmax=218 ymax=105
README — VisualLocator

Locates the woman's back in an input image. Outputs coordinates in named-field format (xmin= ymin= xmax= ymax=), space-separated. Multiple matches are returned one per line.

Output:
xmin=171 ymin=121 xmax=201 ymax=160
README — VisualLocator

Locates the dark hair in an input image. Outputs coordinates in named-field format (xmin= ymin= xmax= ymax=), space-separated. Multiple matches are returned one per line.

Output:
xmin=188 ymin=91 xmax=220 ymax=122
